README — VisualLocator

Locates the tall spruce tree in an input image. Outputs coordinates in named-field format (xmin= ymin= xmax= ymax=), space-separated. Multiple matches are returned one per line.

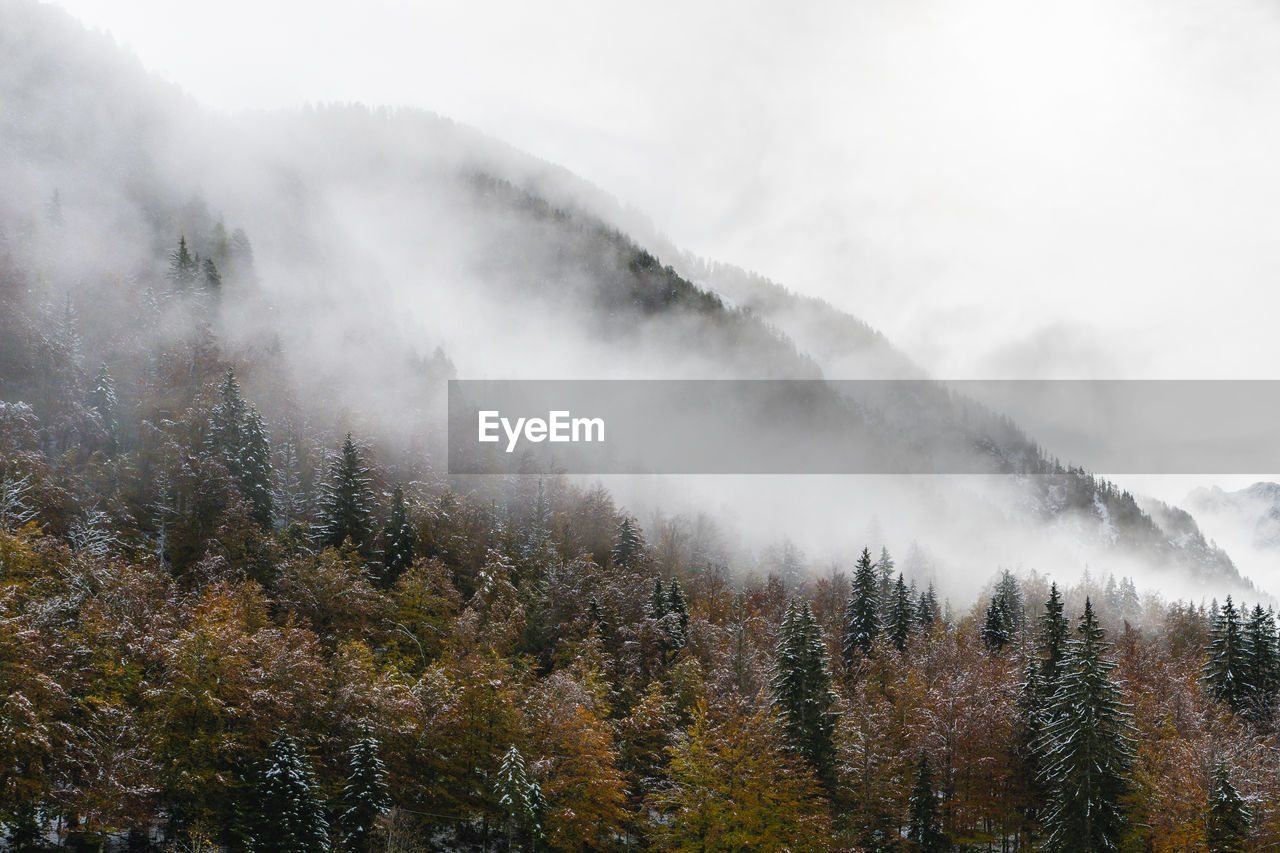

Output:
xmin=252 ymin=733 xmax=330 ymax=853
xmin=664 ymin=577 xmax=690 ymax=653
xmin=1243 ymin=604 xmax=1278 ymax=727
xmin=339 ymin=734 xmax=391 ymax=853
xmin=1205 ymin=763 xmax=1249 ymax=853
xmin=88 ymin=362 xmax=118 ymax=453
xmin=239 ymin=408 xmax=274 ymax=529
xmin=1205 ymin=596 xmax=1248 ymax=713
xmin=770 ymin=599 xmax=838 ymax=785
xmin=906 ymin=753 xmax=945 ymax=852
xmin=612 ymin=516 xmax=646 ymax=567
xmin=382 ymin=484 xmax=415 ymax=583
xmin=208 ymin=369 xmax=249 ymax=478
xmin=1039 ymin=599 xmax=1133 ymax=853
xmin=317 ymin=433 xmax=376 ymax=550
xmin=1038 ymin=583 xmax=1070 ymax=693
xmin=983 ymin=595 xmax=1012 ymax=653
xmin=886 ymin=573 xmax=915 ymax=652
xmin=167 ymin=234 xmax=199 ymax=290
xmin=917 ymin=583 xmax=940 ymax=629
xmin=495 ymin=745 xmax=543 ymax=851
xmin=843 ymin=547 xmax=881 ymax=665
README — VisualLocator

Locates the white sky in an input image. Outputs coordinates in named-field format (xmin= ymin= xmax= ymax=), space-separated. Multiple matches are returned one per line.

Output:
xmin=42 ymin=0 xmax=1280 ymax=386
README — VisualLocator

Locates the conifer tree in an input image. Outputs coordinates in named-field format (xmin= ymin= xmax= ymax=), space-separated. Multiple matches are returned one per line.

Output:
xmin=665 ymin=577 xmax=690 ymax=653
xmin=650 ymin=578 xmax=666 ymax=619
xmin=875 ymin=546 xmax=895 ymax=610
xmin=203 ymin=257 xmax=222 ymax=302
xmin=612 ymin=515 xmax=646 ymax=567
xmin=239 ymin=408 xmax=274 ymax=529
xmin=1243 ymin=604 xmax=1278 ymax=727
xmin=1038 ymin=583 xmax=1069 ymax=693
xmin=1205 ymin=596 xmax=1247 ymax=712
xmin=253 ymin=733 xmax=330 ymax=853
xmin=339 ymin=734 xmax=390 ymax=853
xmin=886 ymin=573 xmax=915 ymax=652
xmin=495 ymin=745 xmax=543 ymax=851
xmin=1205 ymin=763 xmax=1249 ymax=853
xmin=983 ymin=595 xmax=1012 ymax=653
xmin=382 ymin=484 xmax=415 ymax=584
xmin=88 ymin=362 xmax=118 ymax=453
xmin=317 ymin=433 xmax=375 ymax=551
xmin=906 ymin=754 xmax=945 ymax=852
xmin=1039 ymin=599 xmax=1132 ymax=853
xmin=843 ymin=547 xmax=881 ymax=665
xmin=771 ymin=599 xmax=838 ymax=784
xmin=208 ymin=369 xmax=249 ymax=478
xmin=993 ymin=570 xmax=1025 ymax=632
xmin=917 ymin=583 xmax=940 ymax=629
xmin=167 ymin=234 xmax=199 ymax=290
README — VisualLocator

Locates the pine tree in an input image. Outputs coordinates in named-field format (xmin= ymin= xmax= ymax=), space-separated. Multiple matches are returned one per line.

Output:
xmin=203 ymin=257 xmax=222 ymax=302
xmin=1039 ymin=599 xmax=1133 ymax=853
xmin=875 ymin=546 xmax=895 ymax=611
xmin=983 ymin=595 xmax=1012 ymax=653
xmin=1038 ymin=583 xmax=1070 ymax=693
xmin=495 ymin=745 xmax=543 ymax=851
xmin=317 ymin=433 xmax=375 ymax=551
xmin=843 ymin=547 xmax=881 ymax=665
xmin=382 ymin=484 xmax=415 ymax=584
xmin=994 ymin=570 xmax=1025 ymax=633
xmin=1205 ymin=763 xmax=1249 ymax=853
xmin=1242 ymin=604 xmax=1278 ymax=727
xmin=208 ymin=369 xmax=249 ymax=478
xmin=253 ymin=733 xmax=330 ymax=853
xmin=1205 ymin=596 xmax=1248 ymax=713
xmin=770 ymin=599 xmax=838 ymax=785
xmin=612 ymin=515 xmax=646 ymax=567
xmin=167 ymin=234 xmax=200 ymax=290
xmin=906 ymin=753 xmax=945 ymax=852
xmin=88 ymin=362 xmax=118 ymax=453
xmin=664 ymin=577 xmax=690 ymax=653
xmin=650 ymin=578 xmax=666 ymax=619
xmin=886 ymin=573 xmax=915 ymax=652
xmin=239 ymin=408 xmax=274 ymax=529
xmin=917 ymin=583 xmax=940 ymax=629
xmin=339 ymin=734 xmax=390 ymax=853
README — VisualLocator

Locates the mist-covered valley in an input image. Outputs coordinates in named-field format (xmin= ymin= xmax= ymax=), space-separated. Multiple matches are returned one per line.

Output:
xmin=4 ymin=2 xmax=1280 ymax=850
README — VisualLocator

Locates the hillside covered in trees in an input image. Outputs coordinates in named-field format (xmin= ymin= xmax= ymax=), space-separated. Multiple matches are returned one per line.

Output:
xmin=3 ymin=1 xmax=1280 ymax=851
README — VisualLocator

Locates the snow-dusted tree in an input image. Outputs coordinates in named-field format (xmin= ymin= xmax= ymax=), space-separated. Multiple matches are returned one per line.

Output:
xmin=906 ymin=753 xmax=945 ymax=852
xmin=771 ymin=599 xmax=838 ymax=784
xmin=917 ymin=582 xmax=940 ymax=629
xmin=1242 ymin=604 xmax=1278 ymax=727
xmin=1204 ymin=596 xmax=1248 ymax=712
xmin=339 ymin=734 xmax=391 ymax=853
xmin=203 ymin=257 xmax=222 ymax=302
xmin=253 ymin=733 xmax=330 ymax=853
xmin=611 ymin=515 xmax=645 ymax=567
xmin=983 ymin=595 xmax=1012 ymax=653
xmin=208 ymin=369 xmax=249 ymax=478
xmin=0 ymin=472 xmax=37 ymax=529
xmin=1037 ymin=583 xmax=1069 ymax=692
xmin=239 ymin=408 xmax=274 ymax=529
xmin=382 ymin=484 xmax=415 ymax=583
xmin=843 ymin=547 xmax=881 ymax=665
xmin=875 ymin=545 xmax=895 ymax=611
xmin=664 ymin=577 xmax=690 ymax=653
xmin=1039 ymin=599 xmax=1133 ymax=853
xmin=494 ymin=744 xmax=542 ymax=852
xmin=886 ymin=573 xmax=915 ymax=652
xmin=993 ymin=569 xmax=1025 ymax=632
xmin=1205 ymin=763 xmax=1249 ymax=853
xmin=316 ymin=433 xmax=375 ymax=551
xmin=87 ymin=362 xmax=118 ymax=452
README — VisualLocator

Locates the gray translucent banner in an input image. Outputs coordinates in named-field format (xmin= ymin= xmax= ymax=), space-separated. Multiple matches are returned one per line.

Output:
xmin=447 ymin=380 xmax=1280 ymax=475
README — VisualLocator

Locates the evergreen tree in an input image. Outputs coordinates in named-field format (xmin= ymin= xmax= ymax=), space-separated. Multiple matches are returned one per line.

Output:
xmin=203 ymin=257 xmax=222 ymax=303
xmin=88 ymin=362 xmax=118 ymax=453
xmin=382 ymin=484 xmax=415 ymax=584
xmin=1205 ymin=596 xmax=1248 ymax=712
xmin=339 ymin=734 xmax=390 ymax=853
xmin=1242 ymin=604 xmax=1278 ymax=727
xmin=917 ymin=583 xmax=940 ymax=629
xmin=664 ymin=577 xmax=690 ymax=654
xmin=906 ymin=754 xmax=945 ymax=852
xmin=1039 ymin=599 xmax=1133 ymax=853
xmin=843 ymin=547 xmax=881 ymax=665
xmin=495 ymin=745 xmax=543 ymax=851
xmin=983 ymin=595 xmax=1012 ymax=653
xmin=886 ymin=573 xmax=915 ymax=652
xmin=1038 ymin=583 xmax=1070 ymax=693
xmin=650 ymin=578 xmax=666 ymax=619
xmin=770 ymin=599 xmax=838 ymax=785
xmin=875 ymin=545 xmax=895 ymax=611
xmin=239 ymin=408 xmax=274 ymax=529
xmin=1205 ymin=763 xmax=1249 ymax=853
xmin=317 ymin=433 xmax=375 ymax=551
xmin=208 ymin=369 xmax=249 ymax=478
xmin=993 ymin=569 xmax=1025 ymax=633
xmin=612 ymin=515 xmax=646 ymax=567
xmin=167 ymin=234 xmax=199 ymax=290
xmin=253 ymin=733 xmax=330 ymax=853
